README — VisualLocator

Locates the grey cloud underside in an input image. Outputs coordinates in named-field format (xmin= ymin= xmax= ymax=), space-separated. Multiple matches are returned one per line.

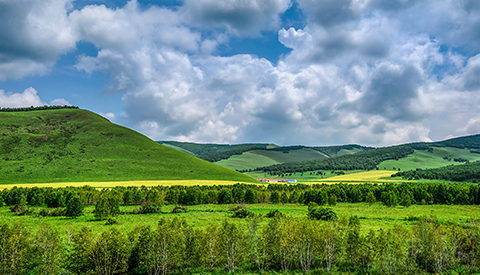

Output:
xmin=356 ymin=65 xmax=423 ymax=121
xmin=181 ymin=0 xmax=291 ymax=35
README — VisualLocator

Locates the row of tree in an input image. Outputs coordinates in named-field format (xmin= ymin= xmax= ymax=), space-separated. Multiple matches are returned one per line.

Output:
xmin=2 ymin=182 xmax=480 ymax=214
xmin=394 ymin=161 xmax=480 ymax=182
xmin=0 ymin=105 xmax=79 ymax=112
xmin=1 ymin=215 xmax=480 ymax=274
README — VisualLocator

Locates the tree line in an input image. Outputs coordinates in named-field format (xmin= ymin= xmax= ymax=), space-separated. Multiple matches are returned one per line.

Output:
xmin=394 ymin=161 xmax=480 ymax=182
xmin=2 ymin=182 xmax=480 ymax=220
xmin=1 ymin=214 xmax=480 ymax=274
xmin=0 ymin=105 xmax=79 ymax=112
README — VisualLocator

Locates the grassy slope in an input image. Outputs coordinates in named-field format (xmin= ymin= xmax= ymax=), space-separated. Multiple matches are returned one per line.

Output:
xmin=216 ymin=148 xmax=328 ymax=171
xmin=378 ymin=147 xmax=480 ymax=171
xmin=215 ymin=151 xmax=281 ymax=171
xmin=0 ymin=109 xmax=256 ymax=184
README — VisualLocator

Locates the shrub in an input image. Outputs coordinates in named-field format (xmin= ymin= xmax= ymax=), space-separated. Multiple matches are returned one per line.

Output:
xmin=232 ymin=208 xmax=253 ymax=218
xmin=105 ymin=218 xmax=119 ymax=225
xmin=265 ymin=209 xmax=285 ymax=218
xmin=308 ymin=207 xmax=338 ymax=221
xmin=140 ymin=202 xmax=160 ymax=214
xmin=229 ymin=204 xmax=247 ymax=212
xmin=172 ymin=205 xmax=188 ymax=213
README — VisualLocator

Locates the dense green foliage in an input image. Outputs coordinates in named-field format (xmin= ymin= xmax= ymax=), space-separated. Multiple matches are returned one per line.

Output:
xmin=1 ymin=214 xmax=480 ymax=274
xmin=394 ymin=161 xmax=480 ymax=182
xmin=432 ymin=134 xmax=480 ymax=149
xmin=0 ymin=109 xmax=256 ymax=183
xmin=0 ymin=105 xmax=79 ymax=112
xmin=2 ymin=181 xmax=480 ymax=217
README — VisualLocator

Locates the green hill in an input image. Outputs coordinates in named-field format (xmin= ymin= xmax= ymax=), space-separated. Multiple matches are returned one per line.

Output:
xmin=157 ymin=141 xmax=271 ymax=156
xmin=159 ymin=140 xmax=372 ymax=171
xmin=0 ymin=109 xmax=256 ymax=184
xmin=393 ymin=160 xmax=480 ymax=182
xmin=256 ymin=134 xmax=480 ymax=178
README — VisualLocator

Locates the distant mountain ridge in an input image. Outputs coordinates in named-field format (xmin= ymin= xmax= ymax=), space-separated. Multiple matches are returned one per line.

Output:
xmin=158 ymin=140 xmax=373 ymax=171
xmin=159 ymin=134 xmax=480 ymax=181
xmin=256 ymin=134 xmax=480 ymax=177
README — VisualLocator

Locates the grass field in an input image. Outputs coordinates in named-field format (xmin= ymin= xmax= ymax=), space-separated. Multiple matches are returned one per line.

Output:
xmin=215 ymin=151 xmax=281 ymax=171
xmin=1 ymin=202 xmax=478 ymax=239
xmin=0 ymin=109 xmax=256 ymax=184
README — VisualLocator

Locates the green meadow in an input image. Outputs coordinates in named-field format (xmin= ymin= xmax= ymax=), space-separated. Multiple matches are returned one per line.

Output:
xmin=2 ymin=202 xmax=478 ymax=238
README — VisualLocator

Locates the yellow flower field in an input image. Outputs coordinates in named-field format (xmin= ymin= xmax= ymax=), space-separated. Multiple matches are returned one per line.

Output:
xmin=318 ymin=170 xmax=398 ymax=182
xmin=0 ymin=180 xmax=259 ymax=189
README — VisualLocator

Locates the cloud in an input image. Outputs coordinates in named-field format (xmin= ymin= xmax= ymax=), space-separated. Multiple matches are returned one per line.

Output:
xmin=297 ymin=0 xmax=358 ymax=27
xmin=355 ymin=63 xmax=423 ymax=121
xmin=70 ymin=1 xmax=201 ymax=53
xmin=0 ymin=87 xmax=45 ymax=108
xmin=0 ymin=0 xmax=78 ymax=79
xmin=50 ymin=98 xmax=72 ymax=106
xmin=63 ymin=0 xmax=480 ymax=146
xmin=181 ymin=0 xmax=291 ymax=35
xmin=99 ymin=112 xmax=115 ymax=121
xmin=461 ymin=54 xmax=480 ymax=91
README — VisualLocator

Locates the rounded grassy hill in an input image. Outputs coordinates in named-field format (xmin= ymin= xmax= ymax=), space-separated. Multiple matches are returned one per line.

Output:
xmin=0 ymin=109 xmax=256 ymax=184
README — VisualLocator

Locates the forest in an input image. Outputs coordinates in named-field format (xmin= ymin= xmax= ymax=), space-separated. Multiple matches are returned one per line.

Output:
xmin=1 ymin=209 xmax=480 ymax=274
xmin=2 ymin=182 xmax=480 ymax=219
xmin=1 ymin=182 xmax=480 ymax=274
xmin=393 ymin=161 xmax=480 ymax=182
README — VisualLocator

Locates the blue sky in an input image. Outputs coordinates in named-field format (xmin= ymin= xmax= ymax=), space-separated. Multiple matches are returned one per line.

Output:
xmin=1 ymin=0 xmax=480 ymax=146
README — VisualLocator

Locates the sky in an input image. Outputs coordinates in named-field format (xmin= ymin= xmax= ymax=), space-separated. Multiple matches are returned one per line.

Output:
xmin=1 ymin=0 xmax=480 ymax=147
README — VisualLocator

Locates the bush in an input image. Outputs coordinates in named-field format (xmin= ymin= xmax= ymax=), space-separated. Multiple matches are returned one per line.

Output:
xmin=265 ymin=209 xmax=285 ymax=218
xmin=105 ymin=218 xmax=119 ymax=225
xmin=229 ymin=204 xmax=247 ymax=212
xmin=172 ymin=205 xmax=188 ymax=213
xmin=38 ymin=208 xmax=66 ymax=217
xmin=232 ymin=208 xmax=253 ymax=218
xmin=140 ymin=202 xmax=160 ymax=214
xmin=308 ymin=207 xmax=338 ymax=221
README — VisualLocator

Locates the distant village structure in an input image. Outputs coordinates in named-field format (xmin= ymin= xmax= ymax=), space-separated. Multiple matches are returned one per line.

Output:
xmin=257 ymin=178 xmax=297 ymax=183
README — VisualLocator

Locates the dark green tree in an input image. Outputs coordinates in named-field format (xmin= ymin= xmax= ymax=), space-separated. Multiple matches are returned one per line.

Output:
xmin=244 ymin=189 xmax=256 ymax=204
xmin=66 ymin=194 xmax=84 ymax=218
xmin=328 ymin=194 xmax=337 ymax=206
xmin=365 ymin=191 xmax=376 ymax=206
xmin=270 ymin=191 xmax=280 ymax=204
xmin=280 ymin=192 xmax=289 ymax=204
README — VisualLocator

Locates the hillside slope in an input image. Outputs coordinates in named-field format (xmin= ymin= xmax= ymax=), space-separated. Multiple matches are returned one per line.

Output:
xmin=0 ymin=109 xmax=256 ymax=184
xmin=257 ymin=135 xmax=480 ymax=177
xmin=159 ymin=140 xmax=372 ymax=171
